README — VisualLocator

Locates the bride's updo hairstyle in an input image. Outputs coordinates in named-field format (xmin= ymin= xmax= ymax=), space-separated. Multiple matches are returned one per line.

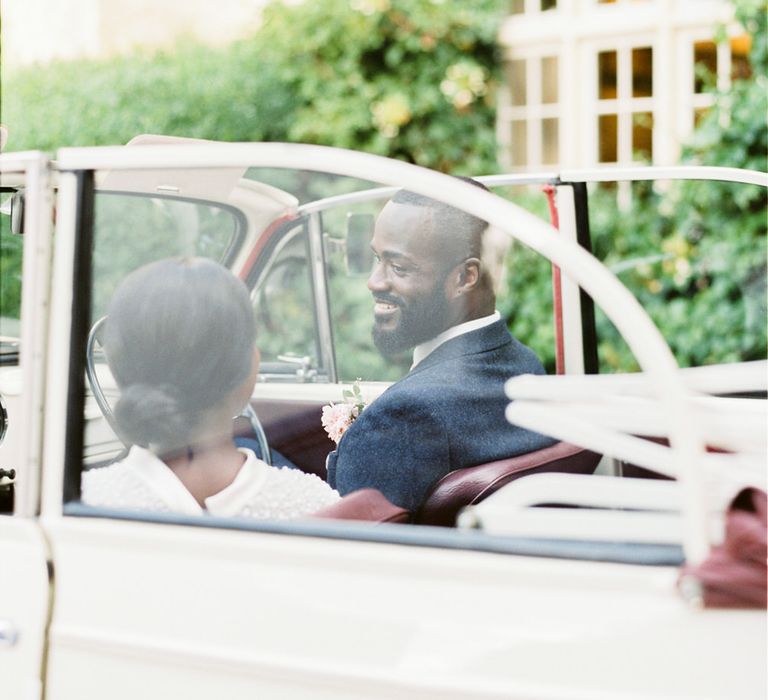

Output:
xmin=103 ymin=257 xmax=256 ymax=452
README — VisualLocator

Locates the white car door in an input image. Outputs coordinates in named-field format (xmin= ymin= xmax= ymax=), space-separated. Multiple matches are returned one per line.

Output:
xmin=0 ymin=151 xmax=54 ymax=700
xmin=37 ymin=144 xmax=766 ymax=699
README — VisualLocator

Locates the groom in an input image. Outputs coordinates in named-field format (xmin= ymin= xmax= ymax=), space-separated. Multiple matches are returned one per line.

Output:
xmin=326 ymin=181 xmax=554 ymax=512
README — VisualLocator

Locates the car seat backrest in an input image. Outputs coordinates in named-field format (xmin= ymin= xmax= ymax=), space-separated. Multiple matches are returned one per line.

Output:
xmin=416 ymin=442 xmax=602 ymax=527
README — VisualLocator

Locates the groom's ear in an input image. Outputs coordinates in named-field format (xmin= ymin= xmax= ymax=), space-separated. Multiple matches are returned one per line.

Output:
xmin=453 ymin=257 xmax=481 ymax=297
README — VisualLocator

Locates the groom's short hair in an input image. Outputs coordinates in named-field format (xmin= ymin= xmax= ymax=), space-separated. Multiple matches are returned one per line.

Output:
xmin=391 ymin=177 xmax=489 ymax=262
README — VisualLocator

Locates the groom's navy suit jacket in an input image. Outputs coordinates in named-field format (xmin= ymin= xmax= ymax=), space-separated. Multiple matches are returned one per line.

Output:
xmin=326 ymin=319 xmax=555 ymax=511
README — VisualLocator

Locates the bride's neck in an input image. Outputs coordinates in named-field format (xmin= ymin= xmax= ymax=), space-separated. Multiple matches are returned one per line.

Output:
xmin=162 ymin=431 xmax=246 ymax=507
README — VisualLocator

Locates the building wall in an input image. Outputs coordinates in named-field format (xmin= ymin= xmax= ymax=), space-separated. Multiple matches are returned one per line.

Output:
xmin=1 ymin=0 xmax=269 ymax=69
xmin=497 ymin=0 xmax=743 ymax=169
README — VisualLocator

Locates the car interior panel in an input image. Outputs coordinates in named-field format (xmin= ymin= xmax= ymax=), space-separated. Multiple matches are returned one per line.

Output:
xmin=248 ymin=399 xmax=335 ymax=477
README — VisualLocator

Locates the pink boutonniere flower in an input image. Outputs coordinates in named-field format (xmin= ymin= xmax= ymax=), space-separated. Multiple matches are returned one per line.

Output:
xmin=321 ymin=379 xmax=366 ymax=445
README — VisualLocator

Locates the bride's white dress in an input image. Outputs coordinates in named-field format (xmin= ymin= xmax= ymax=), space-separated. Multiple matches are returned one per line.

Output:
xmin=81 ymin=445 xmax=340 ymax=519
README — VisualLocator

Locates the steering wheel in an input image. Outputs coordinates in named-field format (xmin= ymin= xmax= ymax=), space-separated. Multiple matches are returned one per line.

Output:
xmin=85 ymin=316 xmax=272 ymax=464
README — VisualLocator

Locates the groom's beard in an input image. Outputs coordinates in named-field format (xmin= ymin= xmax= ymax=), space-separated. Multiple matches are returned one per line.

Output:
xmin=372 ymin=285 xmax=452 ymax=358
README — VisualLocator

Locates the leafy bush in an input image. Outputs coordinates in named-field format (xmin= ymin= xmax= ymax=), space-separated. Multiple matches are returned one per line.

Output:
xmin=504 ymin=0 xmax=767 ymax=373
xmin=0 ymin=0 xmax=506 ymax=323
xmin=589 ymin=0 xmax=767 ymax=371
xmin=249 ymin=0 xmax=505 ymax=174
xmin=1 ymin=0 xmax=505 ymax=171
xmin=1 ymin=0 xmax=764 ymax=373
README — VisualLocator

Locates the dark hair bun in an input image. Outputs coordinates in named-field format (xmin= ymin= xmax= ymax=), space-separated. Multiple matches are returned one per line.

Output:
xmin=113 ymin=383 xmax=193 ymax=449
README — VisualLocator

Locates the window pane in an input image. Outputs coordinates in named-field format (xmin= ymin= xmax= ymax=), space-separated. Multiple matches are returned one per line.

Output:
xmin=325 ymin=206 xmax=409 ymax=382
xmin=599 ymin=114 xmax=617 ymax=162
xmin=632 ymin=47 xmax=653 ymax=97
xmin=507 ymin=59 xmax=527 ymax=106
xmin=694 ymin=41 xmax=717 ymax=93
xmin=541 ymin=0 xmax=558 ymax=9
xmin=92 ymin=193 xmax=242 ymax=319
xmin=542 ymin=56 xmax=559 ymax=104
xmin=542 ymin=118 xmax=559 ymax=165
xmin=632 ymin=111 xmax=653 ymax=160
xmin=731 ymin=34 xmax=752 ymax=80
xmin=694 ymin=107 xmax=709 ymax=127
xmin=253 ymin=223 xmax=320 ymax=371
xmin=512 ymin=120 xmax=528 ymax=166
xmin=511 ymin=0 xmax=525 ymax=14
xmin=598 ymin=51 xmax=617 ymax=99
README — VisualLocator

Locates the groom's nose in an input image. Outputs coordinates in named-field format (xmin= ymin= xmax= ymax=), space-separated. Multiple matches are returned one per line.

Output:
xmin=367 ymin=260 xmax=389 ymax=293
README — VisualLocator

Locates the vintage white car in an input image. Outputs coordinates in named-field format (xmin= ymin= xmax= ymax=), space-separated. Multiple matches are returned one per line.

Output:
xmin=0 ymin=138 xmax=765 ymax=699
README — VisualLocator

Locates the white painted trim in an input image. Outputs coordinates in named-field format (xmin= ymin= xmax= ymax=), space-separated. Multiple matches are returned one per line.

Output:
xmin=2 ymin=151 xmax=53 ymax=517
xmin=560 ymin=165 xmax=768 ymax=185
xmin=41 ymin=173 xmax=81 ymax=518
xmin=554 ymin=187 xmax=585 ymax=375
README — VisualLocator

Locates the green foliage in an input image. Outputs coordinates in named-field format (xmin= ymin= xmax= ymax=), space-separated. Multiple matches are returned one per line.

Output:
xmin=250 ymin=0 xmax=505 ymax=173
xmin=589 ymin=178 xmax=766 ymax=371
xmin=0 ymin=216 xmax=23 ymax=326
xmin=1 ymin=0 xmax=764 ymax=372
xmin=587 ymin=0 xmax=767 ymax=371
xmin=2 ymin=0 xmax=505 ymax=177
xmin=498 ymin=188 xmax=557 ymax=372
xmin=1 ymin=0 xmax=505 ymax=325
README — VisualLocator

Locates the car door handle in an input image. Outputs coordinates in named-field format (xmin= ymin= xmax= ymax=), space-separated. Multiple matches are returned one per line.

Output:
xmin=0 ymin=619 xmax=19 ymax=647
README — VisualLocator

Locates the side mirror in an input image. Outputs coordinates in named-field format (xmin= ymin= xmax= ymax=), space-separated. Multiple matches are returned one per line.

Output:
xmin=345 ymin=213 xmax=374 ymax=276
xmin=10 ymin=189 xmax=25 ymax=235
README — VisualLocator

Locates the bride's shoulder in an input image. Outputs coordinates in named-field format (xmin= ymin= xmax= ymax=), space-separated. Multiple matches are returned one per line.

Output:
xmin=255 ymin=465 xmax=340 ymax=517
xmin=80 ymin=459 xmax=166 ymax=511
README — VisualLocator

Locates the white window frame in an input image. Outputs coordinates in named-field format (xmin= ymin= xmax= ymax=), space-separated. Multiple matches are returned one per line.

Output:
xmin=498 ymin=45 xmax=563 ymax=171
xmin=589 ymin=34 xmax=657 ymax=167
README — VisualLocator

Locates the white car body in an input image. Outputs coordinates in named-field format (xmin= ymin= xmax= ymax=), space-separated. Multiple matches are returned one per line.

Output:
xmin=0 ymin=142 xmax=765 ymax=699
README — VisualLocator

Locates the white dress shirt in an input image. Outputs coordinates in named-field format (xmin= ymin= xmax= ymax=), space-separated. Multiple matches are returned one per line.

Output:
xmin=411 ymin=310 xmax=501 ymax=369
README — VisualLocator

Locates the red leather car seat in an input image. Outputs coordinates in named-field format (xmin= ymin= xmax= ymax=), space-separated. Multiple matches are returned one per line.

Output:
xmin=416 ymin=442 xmax=601 ymax=527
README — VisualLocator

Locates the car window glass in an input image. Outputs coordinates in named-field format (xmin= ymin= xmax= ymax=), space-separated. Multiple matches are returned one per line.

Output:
xmin=322 ymin=200 xmax=411 ymax=383
xmin=251 ymin=221 xmax=322 ymax=380
xmin=0 ymin=191 xmax=23 ymax=347
xmin=64 ymin=164 xmax=706 ymax=559
xmin=92 ymin=192 xmax=244 ymax=319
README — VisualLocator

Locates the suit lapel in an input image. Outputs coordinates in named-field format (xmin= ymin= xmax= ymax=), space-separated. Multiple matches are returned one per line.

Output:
xmin=407 ymin=319 xmax=512 ymax=376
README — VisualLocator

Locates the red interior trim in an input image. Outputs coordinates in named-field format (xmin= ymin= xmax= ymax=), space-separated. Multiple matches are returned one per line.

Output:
xmin=237 ymin=214 xmax=297 ymax=280
xmin=542 ymin=185 xmax=565 ymax=375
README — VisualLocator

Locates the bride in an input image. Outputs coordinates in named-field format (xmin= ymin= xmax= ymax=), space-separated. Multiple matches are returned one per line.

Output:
xmin=81 ymin=256 xmax=339 ymax=519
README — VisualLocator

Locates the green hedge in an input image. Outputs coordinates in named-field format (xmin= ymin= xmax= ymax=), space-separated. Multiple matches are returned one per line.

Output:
xmin=2 ymin=0 xmax=505 ymax=172
xmin=587 ymin=0 xmax=767 ymax=371
xmin=1 ymin=0 xmax=506 ymax=326
xmin=1 ymin=0 xmax=764 ymax=372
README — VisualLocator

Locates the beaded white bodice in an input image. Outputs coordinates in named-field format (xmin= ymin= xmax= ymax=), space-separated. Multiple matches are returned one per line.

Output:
xmin=81 ymin=446 xmax=340 ymax=519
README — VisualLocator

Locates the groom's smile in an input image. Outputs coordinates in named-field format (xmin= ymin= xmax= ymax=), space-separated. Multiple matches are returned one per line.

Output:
xmin=373 ymin=294 xmax=402 ymax=324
